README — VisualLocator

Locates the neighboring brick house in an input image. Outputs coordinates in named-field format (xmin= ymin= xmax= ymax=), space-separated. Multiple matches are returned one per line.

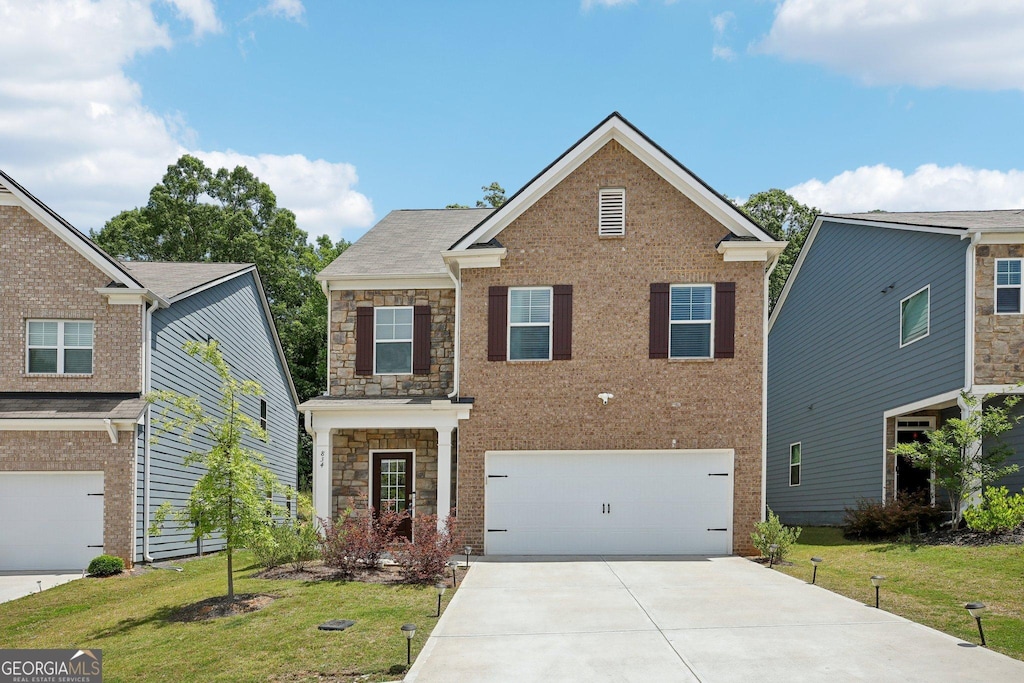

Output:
xmin=0 ymin=171 xmax=297 ymax=570
xmin=301 ymin=113 xmax=785 ymax=555
xmin=767 ymin=211 xmax=1024 ymax=525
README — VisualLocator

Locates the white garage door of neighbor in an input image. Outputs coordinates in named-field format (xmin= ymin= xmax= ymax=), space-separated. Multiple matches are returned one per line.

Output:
xmin=485 ymin=450 xmax=734 ymax=555
xmin=0 ymin=472 xmax=104 ymax=571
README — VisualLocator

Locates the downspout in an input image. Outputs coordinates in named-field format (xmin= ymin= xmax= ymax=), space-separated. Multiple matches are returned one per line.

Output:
xmin=142 ymin=299 xmax=158 ymax=563
xmin=761 ymin=253 xmax=781 ymax=521
xmin=445 ymin=261 xmax=461 ymax=399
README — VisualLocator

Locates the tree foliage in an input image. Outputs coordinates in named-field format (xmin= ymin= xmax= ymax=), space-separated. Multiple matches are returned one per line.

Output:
xmin=149 ymin=340 xmax=294 ymax=599
xmin=890 ymin=392 xmax=1022 ymax=526
xmin=446 ymin=181 xmax=506 ymax=209
xmin=740 ymin=189 xmax=818 ymax=310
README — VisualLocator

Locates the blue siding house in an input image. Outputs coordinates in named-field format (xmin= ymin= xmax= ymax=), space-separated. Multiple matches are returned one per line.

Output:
xmin=768 ymin=211 xmax=1024 ymax=525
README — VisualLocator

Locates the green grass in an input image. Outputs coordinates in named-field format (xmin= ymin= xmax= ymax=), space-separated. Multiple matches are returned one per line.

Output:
xmin=0 ymin=552 xmax=456 ymax=682
xmin=774 ymin=527 xmax=1024 ymax=661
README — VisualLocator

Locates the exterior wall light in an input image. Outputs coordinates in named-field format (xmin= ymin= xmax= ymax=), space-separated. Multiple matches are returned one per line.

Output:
xmin=768 ymin=544 xmax=780 ymax=569
xmin=965 ymin=602 xmax=987 ymax=646
xmin=401 ymin=623 xmax=416 ymax=666
xmin=435 ymin=582 xmax=447 ymax=618
xmin=810 ymin=557 xmax=822 ymax=585
xmin=870 ymin=575 xmax=885 ymax=609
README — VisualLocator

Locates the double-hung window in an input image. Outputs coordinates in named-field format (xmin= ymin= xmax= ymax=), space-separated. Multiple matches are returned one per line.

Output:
xmin=789 ymin=443 xmax=801 ymax=486
xmin=899 ymin=285 xmax=929 ymax=347
xmin=27 ymin=320 xmax=93 ymax=374
xmin=669 ymin=285 xmax=713 ymax=358
xmin=509 ymin=287 xmax=552 ymax=361
xmin=996 ymin=259 xmax=1023 ymax=314
xmin=374 ymin=307 xmax=413 ymax=374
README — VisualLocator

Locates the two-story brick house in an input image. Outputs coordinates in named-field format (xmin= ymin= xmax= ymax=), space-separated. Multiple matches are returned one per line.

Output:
xmin=0 ymin=170 xmax=297 ymax=571
xmin=301 ymin=114 xmax=785 ymax=555
xmin=767 ymin=211 xmax=1024 ymax=525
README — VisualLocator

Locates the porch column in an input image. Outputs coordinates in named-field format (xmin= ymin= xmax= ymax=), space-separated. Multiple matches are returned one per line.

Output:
xmin=436 ymin=426 xmax=454 ymax=530
xmin=959 ymin=393 xmax=984 ymax=510
xmin=313 ymin=429 xmax=334 ymax=525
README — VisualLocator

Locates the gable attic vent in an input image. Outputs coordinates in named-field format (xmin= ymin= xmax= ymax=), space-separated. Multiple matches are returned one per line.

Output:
xmin=598 ymin=188 xmax=625 ymax=236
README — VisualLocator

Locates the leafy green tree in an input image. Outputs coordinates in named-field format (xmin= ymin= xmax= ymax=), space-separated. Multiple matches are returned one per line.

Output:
xmin=447 ymin=181 xmax=507 ymax=209
xmin=741 ymin=189 xmax=818 ymax=310
xmin=890 ymin=392 xmax=1022 ymax=526
xmin=149 ymin=340 xmax=293 ymax=600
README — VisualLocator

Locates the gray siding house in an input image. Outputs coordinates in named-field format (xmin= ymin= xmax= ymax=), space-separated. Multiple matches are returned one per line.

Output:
xmin=767 ymin=211 xmax=1024 ymax=525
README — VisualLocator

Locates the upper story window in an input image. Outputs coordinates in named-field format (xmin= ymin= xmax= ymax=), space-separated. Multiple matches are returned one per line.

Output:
xmin=899 ymin=285 xmax=929 ymax=347
xmin=670 ymin=285 xmax=713 ymax=358
xmin=598 ymin=188 xmax=626 ymax=236
xmin=27 ymin=320 xmax=93 ymax=374
xmin=996 ymin=258 xmax=1023 ymax=314
xmin=374 ymin=307 xmax=413 ymax=374
xmin=790 ymin=443 xmax=802 ymax=486
xmin=259 ymin=399 xmax=268 ymax=439
xmin=508 ymin=287 xmax=552 ymax=361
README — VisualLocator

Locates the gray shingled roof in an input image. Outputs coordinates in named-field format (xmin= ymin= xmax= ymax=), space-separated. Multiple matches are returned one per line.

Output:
xmin=120 ymin=261 xmax=252 ymax=300
xmin=830 ymin=210 xmax=1024 ymax=230
xmin=0 ymin=393 xmax=146 ymax=420
xmin=318 ymin=209 xmax=494 ymax=279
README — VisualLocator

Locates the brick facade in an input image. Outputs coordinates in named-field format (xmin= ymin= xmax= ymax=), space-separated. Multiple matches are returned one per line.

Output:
xmin=457 ymin=140 xmax=765 ymax=554
xmin=974 ymin=244 xmax=1024 ymax=385
xmin=329 ymin=289 xmax=455 ymax=397
xmin=0 ymin=430 xmax=135 ymax=566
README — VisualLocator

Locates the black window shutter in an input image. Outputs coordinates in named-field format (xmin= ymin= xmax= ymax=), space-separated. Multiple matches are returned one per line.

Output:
xmin=355 ymin=307 xmax=374 ymax=375
xmin=488 ymin=286 xmax=508 ymax=361
xmin=413 ymin=305 xmax=431 ymax=374
xmin=715 ymin=282 xmax=736 ymax=359
xmin=552 ymin=285 xmax=573 ymax=360
xmin=649 ymin=283 xmax=669 ymax=359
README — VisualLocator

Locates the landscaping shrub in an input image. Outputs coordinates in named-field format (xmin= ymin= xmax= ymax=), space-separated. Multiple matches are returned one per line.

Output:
xmin=751 ymin=507 xmax=801 ymax=561
xmin=391 ymin=510 xmax=463 ymax=584
xmin=963 ymin=486 xmax=1024 ymax=533
xmin=250 ymin=519 xmax=321 ymax=570
xmin=286 ymin=519 xmax=321 ymax=571
xmin=842 ymin=494 xmax=945 ymax=540
xmin=87 ymin=554 xmax=125 ymax=577
xmin=320 ymin=507 xmax=408 ymax=575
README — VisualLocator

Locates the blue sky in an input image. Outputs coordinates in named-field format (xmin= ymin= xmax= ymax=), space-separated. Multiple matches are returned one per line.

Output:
xmin=3 ymin=1 xmax=1024 ymax=243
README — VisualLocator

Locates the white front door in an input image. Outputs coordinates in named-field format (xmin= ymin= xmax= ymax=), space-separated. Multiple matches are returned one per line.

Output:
xmin=484 ymin=450 xmax=733 ymax=555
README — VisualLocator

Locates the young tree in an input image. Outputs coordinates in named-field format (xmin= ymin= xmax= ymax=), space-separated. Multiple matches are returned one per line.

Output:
xmin=890 ymin=392 xmax=1022 ymax=526
xmin=149 ymin=340 xmax=292 ymax=600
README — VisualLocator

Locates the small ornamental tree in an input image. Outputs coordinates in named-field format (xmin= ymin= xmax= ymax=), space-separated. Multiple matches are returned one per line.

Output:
xmin=148 ymin=340 xmax=293 ymax=600
xmin=890 ymin=392 xmax=1022 ymax=527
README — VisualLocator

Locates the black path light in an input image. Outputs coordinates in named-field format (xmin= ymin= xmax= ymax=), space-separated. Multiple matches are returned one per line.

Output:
xmin=448 ymin=559 xmax=458 ymax=587
xmin=965 ymin=602 xmax=987 ymax=647
xmin=464 ymin=545 xmax=472 ymax=568
xmin=401 ymin=623 xmax=416 ymax=666
xmin=768 ymin=544 xmax=780 ymax=569
xmin=810 ymin=557 xmax=823 ymax=585
xmin=870 ymin=575 xmax=885 ymax=609
xmin=434 ymin=582 xmax=447 ymax=618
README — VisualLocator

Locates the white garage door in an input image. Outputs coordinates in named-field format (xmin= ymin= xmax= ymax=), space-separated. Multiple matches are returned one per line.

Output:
xmin=0 ymin=472 xmax=104 ymax=571
xmin=485 ymin=450 xmax=733 ymax=555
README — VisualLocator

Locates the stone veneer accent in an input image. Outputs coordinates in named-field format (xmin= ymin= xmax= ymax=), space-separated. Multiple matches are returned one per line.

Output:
xmin=975 ymin=244 xmax=1024 ymax=385
xmin=457 ymin=140 xmax=765 ymax=555
xmin=331 ymin=429 xmax=439 ymax=520
xmin=0 ymin=430 xmax=135 ymax=567
xmin=329 ymin=289 xmax=455 ymax=397
xmin=0 ymin=206 xmax=143 ymax=393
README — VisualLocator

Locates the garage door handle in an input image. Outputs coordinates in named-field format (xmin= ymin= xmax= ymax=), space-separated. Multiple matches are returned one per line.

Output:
xmin=87 ymin=492 xmax=104 ymax=496
xmin=487 ymin=475 xmax=508 ymax=478
xmin=707 ymin=528 xmax=728 ymax=532
xmin=87 ymin=544 xmax=104 ymax=548
xmin=487 ymin=529 xmax=507 ymax=532
xmin=708 ymin=473 xmax=729 ymax=477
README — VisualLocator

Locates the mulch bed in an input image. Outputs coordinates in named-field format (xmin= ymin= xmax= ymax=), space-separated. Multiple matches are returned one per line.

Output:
xmin=254 ymin=562 xmax=421 ymax=585
xmin=914 ymin=525 xmax=1024 ymax=547
xmin=170 ymin=593 xmax=277 ymax=622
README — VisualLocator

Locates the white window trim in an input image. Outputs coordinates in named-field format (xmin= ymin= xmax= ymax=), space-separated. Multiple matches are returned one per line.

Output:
xmin=894 ymin=417 xmax=937 ymax=504
xmin=598 ymin=187 xmax=626 ymax=237
xmin=373 ymin=306 xmax=414 ymax=375
xmin=995 ymin=258 xmax=1023 ymax=315
xmin=899 ymin=284 xmax=930 ymax=348
xmin=507 ymin=286 xmax=553 ymax=362
xmin=25 ymin=319 xmax=94 ymax=375
xmin=669 ymin=283 xmax=715 ymax=360
xmin=789 ymin=442 xmax=801 ymax=487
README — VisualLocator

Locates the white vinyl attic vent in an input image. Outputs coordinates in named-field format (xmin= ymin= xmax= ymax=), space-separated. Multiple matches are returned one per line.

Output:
xmin=598 ymin=188 xmax=625 ymax=236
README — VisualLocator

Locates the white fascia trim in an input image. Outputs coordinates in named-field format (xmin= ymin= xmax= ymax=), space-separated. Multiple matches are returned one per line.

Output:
xmin=717 ymin=241 xmax=788 ymax=262
xmin=769 ymin=216 xmax=824 ymax=332
xmin=972 ymin=231 xmax=1024 ymax=244
xmin=822 ymin=216 xmax=966 ymax=236
xmin=305 ymin=400 xmax=472 ymax=431
xmin=323 ymin=273 xmax=455 ymax=290
xmin=0 ymin=193 xmax=19 ymax=206
xmin=95 ymin=288 xmax=167 ymax=307
xmin=441 ymin=248 xmax=507 ymax=270
xmin=882 ymin=389 xmax=963 ymax=418
xmin=451 ymin=118 xmax=773 ymax=251
xmin=0 ymin=418 xmax=138 ymax=432
xmin=971 ymin=384 xmax=1024 ymax=395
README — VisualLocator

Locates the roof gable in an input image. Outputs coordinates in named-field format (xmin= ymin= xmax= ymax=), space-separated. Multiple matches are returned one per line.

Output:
xmin=121 ymin=261 xmax=254 ymax=301
xmin=450 ymin=112 xmax=775 ymax=251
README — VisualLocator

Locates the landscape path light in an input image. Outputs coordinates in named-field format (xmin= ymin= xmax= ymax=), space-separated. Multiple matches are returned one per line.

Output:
xmin=434 ymin=582 xmax=447 ymax=618
xmin=965 ymin=602 xmax=987 ymax=647
xmin=870 ymin=575 xmax=885 ymax=609
xmin=401 ymin=623 xmax=416 ymax=666
xmin=464 ymin=545 xmax=472 ymax=568
xmin=768 ymin=544 xmax=779 ymax=569
xmin=810 ymin=557 xmax=823 ymax=585
xmin=448 ymin=559 xmax=458 ymax=587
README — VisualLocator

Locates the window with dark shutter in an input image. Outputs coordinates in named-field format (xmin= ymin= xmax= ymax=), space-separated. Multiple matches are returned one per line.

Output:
xmin=552 ymin=285 xmax=573 ymax=360
xmin=488 ymin=286 xmax=508 ymax=361
xmin=714 ymin=282 xmax=736 ymax=359
xmin=413 ymin=305 xmax=431 ymax=374
xmin=649 ymin=283 xmax=670 ymax=359
xmin=355 ymin=306 xmax=374 ymax=375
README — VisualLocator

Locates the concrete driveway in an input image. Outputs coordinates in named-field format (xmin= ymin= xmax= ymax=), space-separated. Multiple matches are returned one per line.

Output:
xmin=406 ymin=556 xmax=1024 ymax=682
xmin=0 ymin=572 xmax=82 ymax=604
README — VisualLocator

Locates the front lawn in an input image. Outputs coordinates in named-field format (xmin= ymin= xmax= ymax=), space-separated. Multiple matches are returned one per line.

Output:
xmin=0 ymin=552 xmax=456 ymax=682
xmin=773 ymin=527 xmax=1024 ymax=661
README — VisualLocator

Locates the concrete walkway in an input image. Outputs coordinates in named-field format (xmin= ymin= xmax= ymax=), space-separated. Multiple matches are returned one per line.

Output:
xmin=0 ymin=571 xmax=82 ymax=604
xmin=406 ymin=556 xmax=1024 ymax=682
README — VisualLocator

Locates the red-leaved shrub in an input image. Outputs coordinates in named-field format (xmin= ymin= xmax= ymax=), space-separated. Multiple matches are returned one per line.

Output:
xmin=390 ymin=509 xmax=463 ymax=584
xmin=320 ymin=507 xmax=409 ymax=575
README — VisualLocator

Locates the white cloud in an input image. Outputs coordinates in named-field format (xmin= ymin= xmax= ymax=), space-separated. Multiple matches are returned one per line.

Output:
xmin=0 ymin=0 xmax=372 ymax=242
xmin=165 ymin=0 xmax=222 ymax=36
xmin=788 ymin=164 xmax=1024 ymax=213
xmin=581 ymin=0 xmax=636 ymax=10
xmin=711 ymin=11 xmax=736 ymax=61
xmin=759 ymin=0 xmax=1024 ymax=90
xmin=260 ymin=0 xmax=304 ymax=22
